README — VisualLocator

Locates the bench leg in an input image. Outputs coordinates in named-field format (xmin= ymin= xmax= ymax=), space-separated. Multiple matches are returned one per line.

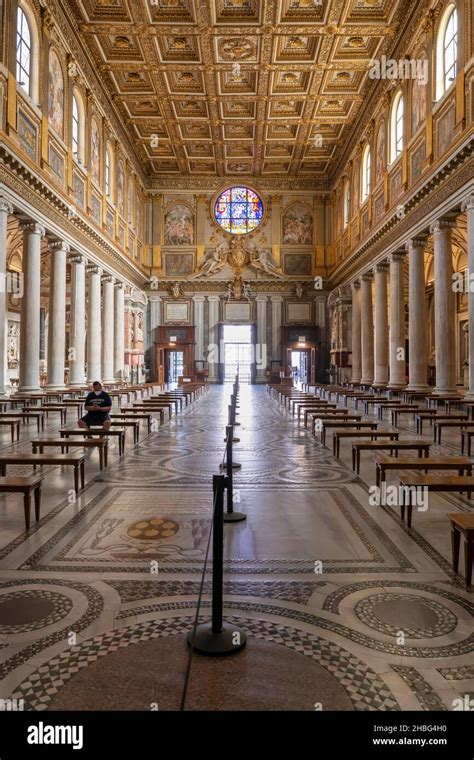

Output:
xmin=357 ymin=450 xmax=361 ymax=474
xmin=23 ymin=492 xmax=31 ymax=530
xmin=407 ymin=503 xmax=413 ymax=529
xmin=465 ymin=538 xmax=473 ymax=588
xmin=74 ymin=465 xmax=79 ymax=494
xmin=80 ymin=460 xmax=85 ymax=490
xmin=99 ymin=446 xmax=103 ymax=470
xmin=400 ymin=492 xmax=405 ymax=522
xmin=34 ymin=486 xmax=41 ymax=522
xmin=352 ymin=448 xmax=355 ymax=471
xmin=104 ymin=443 xmax=108 ymax=467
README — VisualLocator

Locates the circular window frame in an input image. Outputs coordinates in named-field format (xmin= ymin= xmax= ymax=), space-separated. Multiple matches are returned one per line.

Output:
xmin=210 ymin=184 xmax=266 ymax=237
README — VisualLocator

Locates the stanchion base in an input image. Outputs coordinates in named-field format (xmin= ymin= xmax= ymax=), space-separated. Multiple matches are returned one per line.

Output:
xmin=220 ymin=462 xmax=242 ymax=470
xmin=224 ymin=511 xmax=247 ymax=523
xmin=187 ymin=622 xmax=247 ymax=656
xmin=224 ymin=437 xmax=240 ymax=443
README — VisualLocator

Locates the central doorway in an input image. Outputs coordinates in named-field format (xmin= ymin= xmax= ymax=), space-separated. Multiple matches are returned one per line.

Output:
xmin=166 ymin=350 xmax=184 ymax=383
xmin=290 ymin=350 xmax=309 ymax=385
xmin=223 ymin=324 xmax=253 ymax=383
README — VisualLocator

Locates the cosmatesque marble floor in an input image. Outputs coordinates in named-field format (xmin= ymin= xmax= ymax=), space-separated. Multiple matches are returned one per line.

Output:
xmin=0 ymin=385 xmax=472 ymax=711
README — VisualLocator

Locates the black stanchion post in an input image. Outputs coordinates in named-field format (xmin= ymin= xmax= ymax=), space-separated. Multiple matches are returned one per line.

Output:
xmin=223 ymin=424 xmax=246 ymax=523
xmin=187 ymin=474 xmax=246 ymax=656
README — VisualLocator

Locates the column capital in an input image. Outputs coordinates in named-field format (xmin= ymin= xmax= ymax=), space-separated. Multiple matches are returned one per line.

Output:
xmin=87 ymin=263 xmax=103 ymax=275
xmin=405 ymin=238 xmax=427 ymax=253
xmin=192 ymin=295 xmax=206 ymax=302
xmin=48 ymin=239 xmax=70 ymax=254
xmin=69 ymin=253 xmax=87 ymax=265
xmin=0 ymin=197 xmax=13 ymax=215
xmin=461 ymin=195 xmax=474 ymax=213
xmin=352 ymin=280 xmax=361 ymax=290
xmin=19 ymin=220 xmax=46 ymax=236
xmin=270 ymin=295 xmax=284 ymax=302
xmin=374 ymin=261 xmax=389 ymax=273
xmin=389 ymin=251 xmax=406 ymax=264
xmin=207 ymin=294 xmax=220 ymax=302
xmin=361 ymin=271 xmax=374 ymax=282
xmin=255 ymin=295 xmax=268 ymax=302
xmin=114 ymin=280 xmax=124 ymax=290
xmin=102 ymin=273 xmax=115 ymax=284
xmin=429 ymin=219 xmax=456 ymax=235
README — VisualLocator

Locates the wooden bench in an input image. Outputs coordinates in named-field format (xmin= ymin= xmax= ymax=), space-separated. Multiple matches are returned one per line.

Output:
xmin=134 ymin=402 xmax=173 ymax=419
xmin=398 ymin=473 xmax=474 ymax=528
xmin=119 ymin=409 xmax=158 ymax=430
xmin=389 ymin=405 xmax=420 ymax=426
xmin=433 ymin=420 xmax=474 ymax=444
xmin=375 ymin=401 xmax=406 ymax=421
xmin=414 ymin=412 xmax=468 ymax=435
xmin=25 ymin=404 xmax=67 ymax=425
xmin=352 ymin=440 xmax=431 ymax=474
xmin=0 ymin=419 xmax=21 ymax=442
xmin=448 ymin=513 xmax=474 ymax=589
xmin=109 ymin=419 xmax=140 ymax=444
xmin=32 ymin=438 xmax=108 ymax=469
xmin=427 ymin=395 xmax=461 ymax=409
xmin=0 ymin=474 xmax=43 ymax=529
xmin=318 ymin=419 xmax=376 ymax=446
xmin=60 ymin=427 xmax=126 ymax=456
xmin=460 ymin=429 xmax=474 ymax=456
xmin=362 ymin=398 xmax=399 ymax=415
xmin=374 ymin=454 xmax=472 ymax=487
xmin=0 ymin=411 xmax=45 ymax=433
xmin=302 ymin=405 xmax=337 ymax=424
xmin=333 ymin=429 xmax=399 ymax=458
xmin=445 ymin=399 xmax=474 ymax=419
xmin=0 ymin=453 xmax=85 ymax=493
xmin=311 ymin=412 xmax=357 ymax=434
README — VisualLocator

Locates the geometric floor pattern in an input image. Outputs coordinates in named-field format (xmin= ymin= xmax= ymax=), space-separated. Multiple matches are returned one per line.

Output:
xmin=0 ymin=385 xmax=473 ymax=710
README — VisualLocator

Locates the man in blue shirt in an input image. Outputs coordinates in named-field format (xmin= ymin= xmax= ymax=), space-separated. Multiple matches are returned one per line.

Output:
xmin=79 ymin=381 xmax=112 ymax=431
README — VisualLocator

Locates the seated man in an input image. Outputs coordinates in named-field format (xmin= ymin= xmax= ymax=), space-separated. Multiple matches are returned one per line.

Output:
xmin=79 ymin=381 xmax=112 ymax=432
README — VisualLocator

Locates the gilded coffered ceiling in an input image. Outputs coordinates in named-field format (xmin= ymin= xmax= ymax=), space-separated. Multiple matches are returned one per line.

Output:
xmin=64 ymin=0 xmax=424 ymax=186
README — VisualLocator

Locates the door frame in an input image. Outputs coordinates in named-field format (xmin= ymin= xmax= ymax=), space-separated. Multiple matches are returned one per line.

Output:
xmin=218 ymin=322 xmax=257 ymax=384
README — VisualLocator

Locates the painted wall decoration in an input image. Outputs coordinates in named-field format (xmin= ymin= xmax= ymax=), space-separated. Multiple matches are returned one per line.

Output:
xmin=213 ymin=186 xmax=263 ymax=235
xmin=283 ymin=253 xmax=312 ymax=276
xmin=48 ymin=50 xmax=64 ymax=139
xmin=165 ymin=253 xmax=195 ymax=277
xmin=117 ymin=161 xmax=125 ymax=216
xmin=90 ymin=117 xmax=100 ymax=186
xmin=7 ymin=321 xmax=20 ymax=369
xmin=411 ymin=71 xmax=426 ymax=136
xmin=282 ymin=203 xmax=313 ymax=245
xmin=164 ymin=204 xmax=194 ymax=245
xmin=72 ymin=170 xmax=85 ymax=208
xmin=437 ymin=105 xmax=455 ymax=157
xmin=17 ymin=110 xmax=37 ymax=160
xmin=411 ymin=141 xmax=425 ymax=182
xmin=91 ymin=193 xmax=101 ymax=226
xmin=375 ymin=121 xmax=386 ymax=177
xmin=49 ymin=143 xmax=64 ymax=186
xmin=128 ymin=180 xmax=133 ymax=224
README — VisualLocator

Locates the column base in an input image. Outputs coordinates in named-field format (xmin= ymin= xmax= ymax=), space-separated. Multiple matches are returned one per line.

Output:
xmin=360 ymin=378 xmax=374 ymax=385
xmin=68 ymin=382 xmax=87 ymax=388
xmin=462 ymin=392 xmax=474 ymax=400
xmin=350 ymin=377 xmax=361 ymax=384
xmin=16 ymin=388 xmax=42 ymax=394
xmin=45 ymin=384 xmax=67 ymax=390
xmin=432 ymin=387 xmax=460 ymax=396
xmin=387 ymin=383 xmax=406 ymax=389
xmin=406 ymin=384 xmax=430 ymax=391
xmin=373 ymin=381 xmax=388 ymax=388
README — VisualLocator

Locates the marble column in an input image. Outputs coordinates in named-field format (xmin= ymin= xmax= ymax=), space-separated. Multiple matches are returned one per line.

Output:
xmin=69 ymin=255 xmax=86 ymax=387
xmin=19 ymin=222 xmax=45 ymax=392
xmin=46 ymin=240 xmax=69 ymax=388
xmin=0 ymin=198 xmax=13 ymax=395
xmin=114 ymin=281 xmax=125 ymax=381
xmin=430 ymin=220 xmax=457 ymax=394
xmin=360 ymin=273 xmax=374 ymax=384
xmin=462 ymin=196 xmax=474 ymax=398
xmin=351 ymin=281 xmax=361 ymax=383
xmin=256 ymin=295 xmax=268 ymax=382
xmin=207 ymin=295 xmax=220 ymax=382
xmin=101 ymin=274 xmax=115 ymax=383
xmin=389 ymin=253 xmax=406 ymax=388
xmin=271 ymin=295 xmax=283 ymax=363
xmin=87 ymin=265 xmax=102 ymax=382
xmin=373 ymin=263 xmax=389 ymax=386
xmin=193 ymin=295 xmax=205 ymax=363
xmin=148 ymin=295 xmax=161 ymax=381
xmin=406 ymin=239 xmax=428 ymax=390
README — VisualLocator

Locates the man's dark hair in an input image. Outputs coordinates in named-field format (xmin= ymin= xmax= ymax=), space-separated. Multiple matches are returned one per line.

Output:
xmin=92 ymin=381 xmax=102 ymax=388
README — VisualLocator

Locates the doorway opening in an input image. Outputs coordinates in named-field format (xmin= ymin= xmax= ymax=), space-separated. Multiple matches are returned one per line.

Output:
xmin=166 ymin=350 xmax=184 ymax=383
xmin=223 ymin=324 xmax=252 ymax=383
xmin=291 ymin=350 xmax=309 ymax=385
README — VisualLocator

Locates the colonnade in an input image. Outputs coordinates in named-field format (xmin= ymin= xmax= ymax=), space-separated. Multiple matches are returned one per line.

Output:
xmin=0 ymin=197 xmax=127 ymax=394
xmin=350 ymin=198 xmax=474 ymax=395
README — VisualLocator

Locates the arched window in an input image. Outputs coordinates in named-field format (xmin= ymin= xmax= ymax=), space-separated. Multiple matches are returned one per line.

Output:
xmin=361 ymin=145 xmax=371 ymax=203
xmin=105 ymin=143 xmax=113 ymax=199
xmin=343 ymin=181 xmax=350 ymax=228
xmin=436 ymin=4 xmax=457 ymax=100
xmin=16 ymin=6 xmax=32 ymax=97
xmin=71 ymin=89 xmax=85 ymax=163
xmin=390 ymin=92 xmax=404 ymax=163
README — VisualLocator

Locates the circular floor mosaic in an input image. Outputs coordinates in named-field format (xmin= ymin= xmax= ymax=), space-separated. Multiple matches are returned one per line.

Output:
xmin=0 ymin=589 xmax=73 ymax=635
xmin=354 ymin=593 xmax=458 ymax=639
xmin=127 ymin=518 xmax=179 ymax=541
